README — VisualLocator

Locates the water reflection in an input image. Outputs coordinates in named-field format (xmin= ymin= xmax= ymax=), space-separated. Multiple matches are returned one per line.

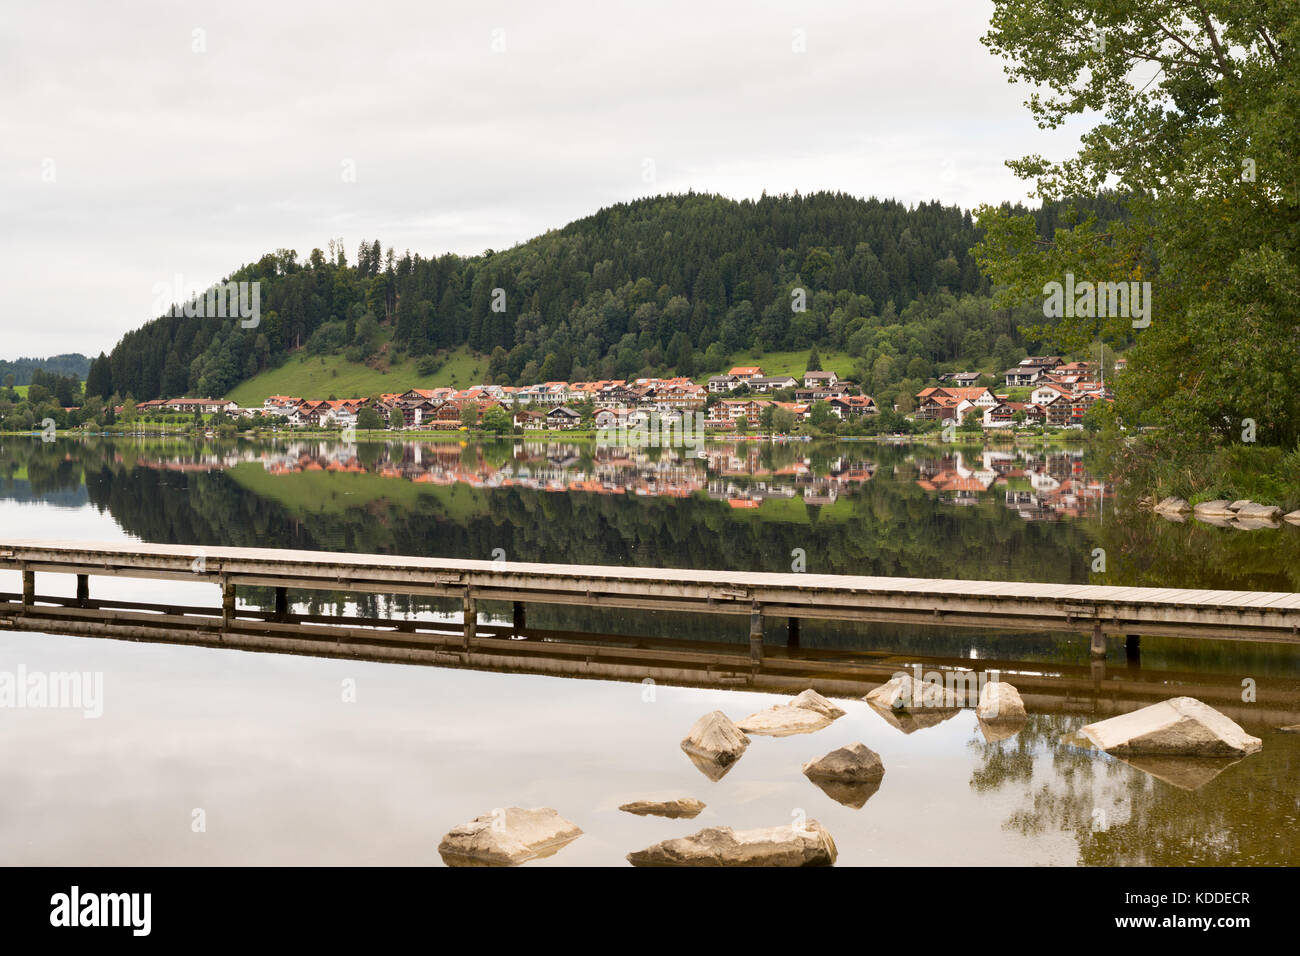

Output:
xmin=967 ymin=714 xmax=1299 ymax=865
xmin=1 ymin=435 xmax=1299 ymax=866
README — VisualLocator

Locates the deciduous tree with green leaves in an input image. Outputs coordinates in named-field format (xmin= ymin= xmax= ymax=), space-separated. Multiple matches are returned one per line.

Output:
xmin=481 ymin=404 xmax=513 ymax=434
xmin=976 ymin=1 xmax=1300 ymax=448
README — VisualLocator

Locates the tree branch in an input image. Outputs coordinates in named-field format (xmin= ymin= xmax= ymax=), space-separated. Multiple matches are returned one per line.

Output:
xmin=1190 ymin=2 xmax=1235 ymax=79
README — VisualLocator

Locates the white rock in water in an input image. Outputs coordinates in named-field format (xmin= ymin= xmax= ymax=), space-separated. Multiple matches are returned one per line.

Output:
xmin=976 ymin=681 xmax=1027 ymax=721
xmin=737 ymin=708 xmax=832 ymax=736
xmin=1227 ymin=499 xmax=1252 ymax=511
xmin=789 ymin=689 xmax=847 ymax=718
xmin=736 ymin=688 xmax=847 ymax=737
xmin=1192 ymin=500 xmax=1233 ymax=516
xmin=801 ymin=742 xmax=884 ymax=783
xmin=864 ymin=673 xmax=960 ymax=711
xmin=619 ymin=797 xmax=706 ymax=819
xmin=1283 ymin=510 xmax=1300 ymax=524
xmin=681 ymin=711 xmax=750 ymax=765
xmin=1235 ymin=502 xmax=1282 ymax=519
xmin=627 ymin=821 xmax=837 ymax=867
xmin=1154 ymin=496 xmax=1191 ymax=513
xmin=1079 ymin=697 xmax=1262 ymax=757
xmin=438 ymin=807 xmax=582 ymax=866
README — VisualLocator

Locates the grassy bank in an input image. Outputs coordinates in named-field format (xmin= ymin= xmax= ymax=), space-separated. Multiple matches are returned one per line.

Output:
xmin=1115 ymin=440 xmax=1300 ymax=511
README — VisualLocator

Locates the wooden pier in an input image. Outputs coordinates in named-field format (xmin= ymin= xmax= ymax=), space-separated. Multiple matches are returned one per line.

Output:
xmin=3 ymin=539 xmax=1300 ymax=659
xmin=2 ymin=539 xmax=1299 ymax=722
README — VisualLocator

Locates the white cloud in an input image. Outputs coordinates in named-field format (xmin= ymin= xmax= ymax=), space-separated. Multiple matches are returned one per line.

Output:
xmin=0 ymin=0 xmax=1090 ymax=357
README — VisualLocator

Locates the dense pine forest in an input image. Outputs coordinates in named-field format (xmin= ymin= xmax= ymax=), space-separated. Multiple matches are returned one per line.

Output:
xmin=88 ymin=192 xmax=1121 ymax=410
xmin=0 ymin=354 xmax=91 ymax=386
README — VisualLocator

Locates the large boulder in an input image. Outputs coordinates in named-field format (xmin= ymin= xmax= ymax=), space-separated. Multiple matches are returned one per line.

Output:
xmin=1079 ymin=697 xmax=1262 ymax=757
xmin=681 ymin=711 xmax=750 ymax=763
xmin=801 ymin=742 xmax=885 ymax=783
xmin=789 ymin=688 xmax=848 ymax=718
xmin=737 ymin=689 xmax=846 ymax=737
xmin=1154 ymin=496 xmax=1191 ymax=514
xmin=681 ymin=711 xmax=750 ymax=779
xmin=1193 ymin=500 xmax=1234 ymax=516
xmin=1283 ymin=510 xmax=1300 ymax=525
xmin=864 ymin=673 xmax=961 ymax=711
xmin=627 ymin=821 xmax=837 ymax=867
xmin=438 ymin=807 xmax=583 ymax=866
xmin=618 ymin=797 xmax=705 ymax=819
xmin=1235 ymin=502 xmax=1282 ymax=519
xmin=976 ymin=681 xmax=1027 ymax=721
xmin=802 ymin=742 xmax=885 ymax=806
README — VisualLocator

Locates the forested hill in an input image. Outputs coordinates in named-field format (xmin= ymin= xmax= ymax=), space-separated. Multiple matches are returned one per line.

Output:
xmin=0 ymin=354 xmax=90 ymax=386
xmin=91 ymin=191 xmax=1114 ymax=408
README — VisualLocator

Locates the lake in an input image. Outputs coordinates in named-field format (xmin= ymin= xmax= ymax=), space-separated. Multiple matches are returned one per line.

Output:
xmin=1 ymin=435 xmax=1297 ymax=865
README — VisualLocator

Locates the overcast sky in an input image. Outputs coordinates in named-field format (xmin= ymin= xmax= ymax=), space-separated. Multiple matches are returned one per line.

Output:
xmin=1 ymin=0 xmax=1086 ymax=358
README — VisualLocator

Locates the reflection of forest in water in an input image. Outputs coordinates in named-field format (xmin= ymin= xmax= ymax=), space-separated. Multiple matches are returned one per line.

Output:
xmin=1 ymin=436 xmax=1108 ymax=576
xmin=7 ymin=435 xmax=1300 ymax=668
xmin=3 ymin=436 xmax=1300 ymax=865
xmin=967 ymin=714 xmax=1299 ymax=865
xmin=6 ymin=435 xmax=1300 ymax=593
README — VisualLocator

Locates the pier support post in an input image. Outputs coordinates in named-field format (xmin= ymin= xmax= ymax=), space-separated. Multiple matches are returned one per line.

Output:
xmin=1089 ymin=623 xmax=1107 ymax=659
xmin=749 ymin=605 xmax=764 ymax=662
xmin=787 ymin=617 xmax=800 ymax=647
xmin=513 ymin=601 xmax=526 ymax=637
xmin=1125 ymin=634 xmax=1141 ymax=667
xmin=76 ymin=574 xmax=89 ymax=608
xmin=21 ymin=569 xmax=35 ymax=606
xmin=463 ymin=592 xmax=477 ymax=649
xmin=222 ymin=577 xmax=236 ymax=628
xmin=274 ymin=587 xmax=288 ymax=621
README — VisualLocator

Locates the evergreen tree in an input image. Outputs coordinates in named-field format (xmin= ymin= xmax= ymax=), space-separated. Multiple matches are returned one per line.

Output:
xmin=86 ymin=353 xmax=113 ymax=400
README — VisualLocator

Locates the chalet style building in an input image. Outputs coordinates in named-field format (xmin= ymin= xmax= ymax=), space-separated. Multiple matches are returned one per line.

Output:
xmin=802 ymin=370 xmax=838 ymax=388
xmin=914 ymin=386 xmax=999 ymax=421
xmin=1004 ymin=356 xmax=1063 ymax=387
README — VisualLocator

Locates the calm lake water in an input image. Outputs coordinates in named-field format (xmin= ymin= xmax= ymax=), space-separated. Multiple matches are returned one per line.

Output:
xmin=1 ymin=436 xmax=1297 ymax=865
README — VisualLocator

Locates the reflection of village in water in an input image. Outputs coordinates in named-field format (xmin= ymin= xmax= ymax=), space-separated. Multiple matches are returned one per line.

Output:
xmin=915 ymin=449 xmax=1109 ymax=520
xmin=130 ymin=441 xmax=1112 ymax=518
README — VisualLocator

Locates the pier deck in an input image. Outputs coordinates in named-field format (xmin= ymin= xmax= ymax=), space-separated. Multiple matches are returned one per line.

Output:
xmin=1 ymin=539 xmax=1299 ymax=646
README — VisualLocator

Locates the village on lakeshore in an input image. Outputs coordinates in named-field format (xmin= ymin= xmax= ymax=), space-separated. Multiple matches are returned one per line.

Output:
xmin=51 ymin=353 xmax=1120 ymax=439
